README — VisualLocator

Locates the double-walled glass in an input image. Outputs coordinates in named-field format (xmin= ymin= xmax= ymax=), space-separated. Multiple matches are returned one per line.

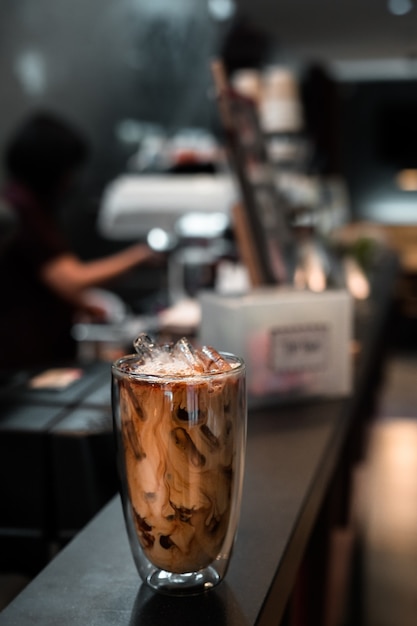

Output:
xmin=112 ymin=352 xmax=246 ymax=595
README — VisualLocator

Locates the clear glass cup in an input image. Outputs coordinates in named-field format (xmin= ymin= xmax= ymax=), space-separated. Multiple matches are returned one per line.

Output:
xmin=112 ymin=351 xmax=246 ymax=595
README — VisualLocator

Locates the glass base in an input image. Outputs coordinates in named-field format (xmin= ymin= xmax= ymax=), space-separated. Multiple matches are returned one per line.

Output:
xmin=146 ymin=566 xmax=221 ymax=596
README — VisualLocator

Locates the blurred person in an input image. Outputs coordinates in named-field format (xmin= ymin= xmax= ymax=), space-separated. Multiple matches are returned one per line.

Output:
xmin=0 ymin=111 xmax=161 ymax=371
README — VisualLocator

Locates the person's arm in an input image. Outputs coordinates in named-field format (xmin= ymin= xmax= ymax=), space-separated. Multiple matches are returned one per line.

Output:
xmin=39 ymin=243 xmax=160 ymax=305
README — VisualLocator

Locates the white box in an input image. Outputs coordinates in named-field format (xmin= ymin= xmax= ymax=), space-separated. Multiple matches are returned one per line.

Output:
xmin=198 ymin=288 xmax=353 ymax=403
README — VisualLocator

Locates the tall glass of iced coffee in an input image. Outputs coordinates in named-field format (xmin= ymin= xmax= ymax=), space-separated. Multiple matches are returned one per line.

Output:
xmin=112 ymin=334 xmax=246 ymax=595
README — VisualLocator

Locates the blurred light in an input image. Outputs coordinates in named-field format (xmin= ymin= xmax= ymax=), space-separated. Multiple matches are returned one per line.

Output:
xmin=14 ymin=50 xmax=46 ymax=96
xmin=366 ymin=420 xmax=417 ymax=547
xmin=307 ymin=267 xmax=326 ymax=293
xmin=207 ymin=0 xmax=236 ymax=21
xmin=147 ymin=228 xmax=170 ymax=251
xmin=134 ymin=0 xmax=193 ymax=18
xmin=115 ymin=119 xmax=144 ymax=144
xmin=147 ymin=228 xmax=177 ymax=251
xmin=357 ymin=188 xmax=417 ymax=223
xmin=395 ymin=169 xmax=417 ymax=191
xmin=344 ymin=257 xmax=370 ymax=300
xmin=293 ymin=265 xmax=326 ymax=293
xmin=332 ymin=58 xmax=417 ymax=81
xmin=176 ymin=212 xmax=228 ymax=238
xmin=387 ymin=0 xmax=413 ymax=15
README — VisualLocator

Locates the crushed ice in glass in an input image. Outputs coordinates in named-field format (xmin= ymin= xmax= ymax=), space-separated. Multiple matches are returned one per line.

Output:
xmin=130 ymin=333 xmax=233 ymax=376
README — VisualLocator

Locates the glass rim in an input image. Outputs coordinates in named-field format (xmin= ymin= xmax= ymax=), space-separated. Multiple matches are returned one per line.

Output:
xmin=111 ymin=351 xmax=245 ymax=382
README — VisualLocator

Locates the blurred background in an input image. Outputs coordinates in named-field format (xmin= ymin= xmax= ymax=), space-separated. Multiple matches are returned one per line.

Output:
xmin=2 ymin=0 xmax=417 ymax=312
xmin=0 ymin=0 xmax=231 ymax=312
xmin=3 ymin=0 xmax=417 ymax=209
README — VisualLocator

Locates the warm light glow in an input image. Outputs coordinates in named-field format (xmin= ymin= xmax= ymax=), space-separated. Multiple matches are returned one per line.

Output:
xmin=294 ymin=242 xmax=327 ymax=293
xmin=293 ymin=262 xmax=326 ymax=293
xmin=395 ymin=168 xmax=417 ymax=191
xmin=344 ymin=256 xmax=370 ymax=300
xmin=363 ymin=419 xmax=417 ymax=626
xmin=307 ymin=266 xmax=326 ymax=293
xmin=365 ymin=420 xmax=417 ymax=550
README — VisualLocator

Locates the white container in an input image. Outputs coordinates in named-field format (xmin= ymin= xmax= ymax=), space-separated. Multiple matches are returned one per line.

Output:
xmin=199 ymin=287 xmax=353 ymax=404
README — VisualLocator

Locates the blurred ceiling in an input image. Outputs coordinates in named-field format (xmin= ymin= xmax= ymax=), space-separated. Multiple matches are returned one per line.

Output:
xmin=234 ymin=0 xmax=417 ymax=79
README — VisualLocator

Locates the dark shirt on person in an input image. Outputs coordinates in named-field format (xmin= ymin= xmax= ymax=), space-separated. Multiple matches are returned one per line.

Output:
xmin=0 ymin=182 xmax=77 ymax=372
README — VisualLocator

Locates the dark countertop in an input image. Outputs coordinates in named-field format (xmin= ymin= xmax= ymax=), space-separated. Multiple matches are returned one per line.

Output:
xmin=0 ymin=397 xmax=347 ymax=626
xmin=0 ymin=253 xmax=399 ymax=626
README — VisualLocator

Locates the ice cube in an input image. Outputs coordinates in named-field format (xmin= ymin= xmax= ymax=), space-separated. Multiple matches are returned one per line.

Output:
xmin=172 ymin=337 xmax=205 ymax=373
xmin=200 ymin=345 xmax=232 ymax=372
xmin=160 ymin=342 xmax=173 ymax=355
xmin=133 ymin=333 xmax=158 ymax=360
